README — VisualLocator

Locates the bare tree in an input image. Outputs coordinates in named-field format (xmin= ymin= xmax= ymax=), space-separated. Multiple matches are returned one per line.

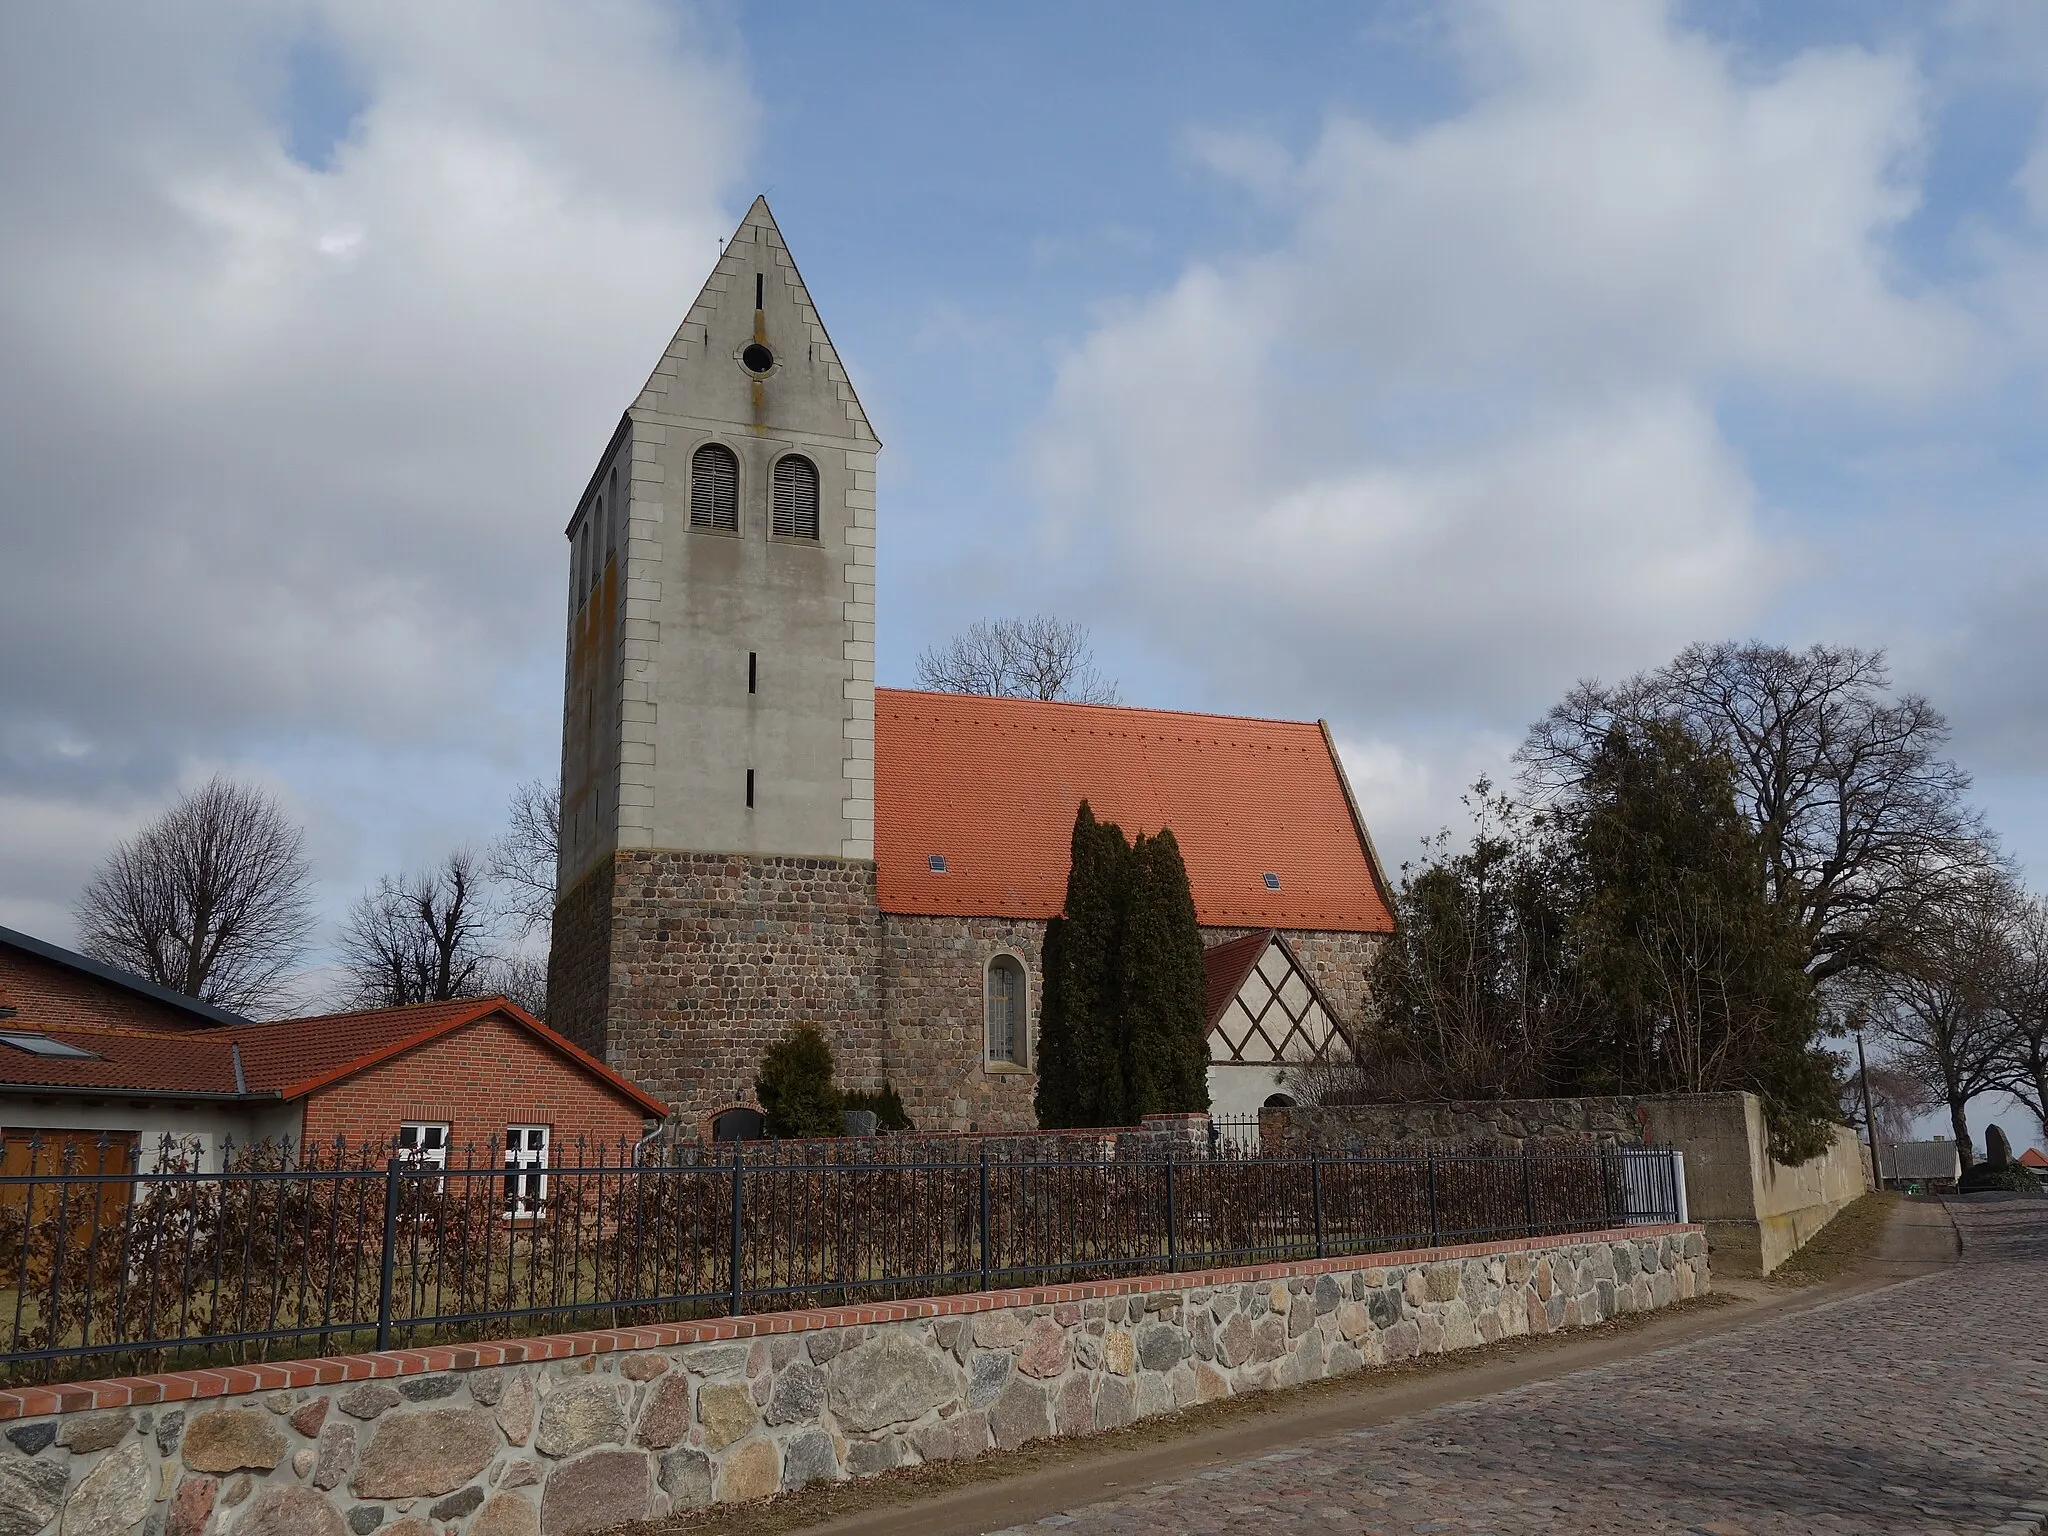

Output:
xmin=1856 ymin=872 xmax=2023 ymax=1169
xmin=487 ymin=779 xmax=559 ymax=938
xmin=335 ymin=849 xmax=497 ymax=1009
xmin=74 ymin=776 xmax=314 ymax=1017
xmin=1853 ymin=1062 xmax=1940 ymax=1145
xmin=1997 ymin=893 xmax=2048 ymax=1142
xmin=1521 ymin=642 xmax=1991 ymax=985
xmin=916 ymin=615 xmax=1120 ymax=704
xmin=480 ymin=951 xmax=549 ymax=1021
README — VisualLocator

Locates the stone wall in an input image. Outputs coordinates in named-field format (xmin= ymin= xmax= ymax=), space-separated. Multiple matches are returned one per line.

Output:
xmin=879 ymin=913 xmax=1045 ymax=1133
xmin=596 ymin=851 xmax=885 ymax=1111
xmin=0 ymin=1226 xmax=1704 ymax=1534
xmin=1267 ymin=1093 xmax=1875 ymax=1277
xmin=1267 ymin=1096 xmax=1653 ymax=1152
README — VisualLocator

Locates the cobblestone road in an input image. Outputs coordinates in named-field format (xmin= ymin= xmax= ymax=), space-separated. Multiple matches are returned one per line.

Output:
xmin=998 ymin=1197 xmax=2048 ymax=1536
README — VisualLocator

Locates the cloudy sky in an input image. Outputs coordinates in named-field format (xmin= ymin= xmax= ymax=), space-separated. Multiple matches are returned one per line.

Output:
xmin=3 ymin=1 xmax=2047 ymax=1123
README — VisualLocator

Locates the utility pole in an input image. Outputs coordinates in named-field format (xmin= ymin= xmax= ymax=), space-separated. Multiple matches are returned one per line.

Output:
xmin=1851 ymin=1016 xmax=1882 ymax=1190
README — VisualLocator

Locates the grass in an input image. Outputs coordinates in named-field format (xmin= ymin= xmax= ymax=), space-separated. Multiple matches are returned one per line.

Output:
xmin=1765 ymin=1190 xmax=1900 ymax=1287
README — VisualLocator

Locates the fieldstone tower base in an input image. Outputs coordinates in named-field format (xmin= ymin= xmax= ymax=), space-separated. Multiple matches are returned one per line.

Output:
xmin=552 ymin=851 xmax=885 ymax=1115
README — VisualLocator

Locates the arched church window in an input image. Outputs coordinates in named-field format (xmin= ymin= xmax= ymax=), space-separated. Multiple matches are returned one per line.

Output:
xmin=772 ymin=454 xmax=820 ymax=540
xmin=985 ymin=955 xmax=1027 ymax=1067
xmin=690 ymin=442 xmax=740 ymax=532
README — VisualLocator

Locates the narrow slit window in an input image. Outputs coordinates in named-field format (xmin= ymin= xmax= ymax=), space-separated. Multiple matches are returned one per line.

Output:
xmin=772 ymin=454 xmax=819 ymax=540
xmin=986 ymin=956 xmax=1027 ymax=1067
xmin=690 ymin=442 xmax=739 ymax=532
xmin=755 ymin=272 xmax=764 ymax=309
xmin=746 ymin=768 xmax=755 ymax=808
xmin=748 ymin=652 xmax=757 ymax=694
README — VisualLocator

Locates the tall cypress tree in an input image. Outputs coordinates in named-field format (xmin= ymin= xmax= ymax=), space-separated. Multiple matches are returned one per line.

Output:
xmin=1034 ymin=802 xmax=1133 ymax=1128
xmin=1120 ymin=828 xmax=1212 ymax=1115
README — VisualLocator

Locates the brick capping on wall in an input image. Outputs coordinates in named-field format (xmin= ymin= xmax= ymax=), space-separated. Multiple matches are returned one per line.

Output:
xmin=0 ymin=1223 xmax=1696 ymax=1422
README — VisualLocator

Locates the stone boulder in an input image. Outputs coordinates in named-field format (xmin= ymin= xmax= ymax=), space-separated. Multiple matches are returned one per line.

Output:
xmin=56 ymin=1441 xmax=151 ymax=1536
xmin=539 ymin=1449 xmax=653 ymax=1536
xmin=534 ymin=1383 xmax=628 ymax=1458
xmin=227 ymin=1485 xmax=346 ymax=1536
xmin=181 ymin=1408 xmax=287 ymax=1473
xmin=0 ymin=1456 xmax=68 ymax=1536
xmin=826 ymin=1331 xmax=958 ymax=1433
xmin=353 ymin=1409 xmax=499 ymax=1498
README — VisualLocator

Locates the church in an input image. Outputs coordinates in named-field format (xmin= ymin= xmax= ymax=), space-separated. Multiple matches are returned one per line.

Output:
xmin=546 ymin=199 xmax=1396 ymax=1134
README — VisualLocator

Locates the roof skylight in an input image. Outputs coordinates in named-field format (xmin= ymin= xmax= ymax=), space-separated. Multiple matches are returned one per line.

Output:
xmin=1262 ymin=872 xmax=1281 ymax=890
xmin=0 ymin=1032 xmax=101 ymax=1060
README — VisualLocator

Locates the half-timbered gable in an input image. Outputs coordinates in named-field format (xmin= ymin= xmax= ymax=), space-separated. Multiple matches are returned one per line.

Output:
xmin=1202 ymin=929 xmax=1353 ymax=1115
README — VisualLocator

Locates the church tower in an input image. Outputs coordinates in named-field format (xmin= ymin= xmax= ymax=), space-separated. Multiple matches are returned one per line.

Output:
xmin=548 ymin=199 xmax=884 ymax=1114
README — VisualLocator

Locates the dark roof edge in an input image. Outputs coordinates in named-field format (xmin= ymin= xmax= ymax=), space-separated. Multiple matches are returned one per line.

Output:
xmin=1317 ymin=720 xmax=1398 ymax=930
xmin=0 ymin=925 xmax=252 ymax=1029
xmin=0 ymin=1083 xmax=282 ymax=1104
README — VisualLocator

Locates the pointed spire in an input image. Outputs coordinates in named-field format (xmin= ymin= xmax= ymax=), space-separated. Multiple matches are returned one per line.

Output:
xmin=631 ymin=196 xmax=878 ymax=445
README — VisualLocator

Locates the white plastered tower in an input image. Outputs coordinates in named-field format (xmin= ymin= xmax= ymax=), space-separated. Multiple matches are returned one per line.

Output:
xmin=557 ymin=196 xmax=880 ymax=895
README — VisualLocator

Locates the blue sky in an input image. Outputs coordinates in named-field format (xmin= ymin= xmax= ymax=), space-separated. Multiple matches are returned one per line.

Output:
xmin=2 ymin=1 xmax=2045 ymax=1142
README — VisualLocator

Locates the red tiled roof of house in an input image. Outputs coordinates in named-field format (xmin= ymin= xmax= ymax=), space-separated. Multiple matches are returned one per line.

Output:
xmin=2021 ymin=1147 xmax=2048 ymax=1171
xmin=0 ymin=1024 xmax=242 ymax=1094
xmin=0 ymin=998 xmax=667 ymax=1117
xmin=227 ymin=998 xmax=668 ymax=1116
xmin=874 ymin=690 xmax=1395 ymax=931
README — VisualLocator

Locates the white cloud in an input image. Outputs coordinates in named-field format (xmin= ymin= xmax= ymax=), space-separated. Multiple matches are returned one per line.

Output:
xmin=1028 ymin=0 xmax=1976 ymax=739
xmin=0 ymin=3 xmax=752 ymax=933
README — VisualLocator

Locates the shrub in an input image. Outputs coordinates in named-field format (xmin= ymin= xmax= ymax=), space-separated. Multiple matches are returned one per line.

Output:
xmin=1958 ymin=1162 xmax=2043 ymax=1193
xmin=755 ymin=1026 xmax=843 ymax=1139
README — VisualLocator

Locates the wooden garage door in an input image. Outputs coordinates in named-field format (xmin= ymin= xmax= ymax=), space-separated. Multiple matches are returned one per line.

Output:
xmin=0 ymin=1129 xmax=138 ymax=1251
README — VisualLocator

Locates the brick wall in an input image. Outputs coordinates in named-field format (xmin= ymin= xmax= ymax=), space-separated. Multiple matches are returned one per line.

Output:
xmin=598 ymin=851 xmax=884 ymax=1112
xmin=880 ymin=914 xmax=1045 ymax=1133
xmin=0 ymin=945 xmax=223 ymax=1034
xmin=298 ymin=1014 xmax=652 ymax=1156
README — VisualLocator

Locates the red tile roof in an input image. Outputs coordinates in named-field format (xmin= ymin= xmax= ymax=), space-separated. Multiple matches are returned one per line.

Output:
xmin=1201 ymin=930 xmax=1274 ymax=1031
xmin=0 ymin=998 xmax=667 ymax=1117
xmin=2021 ymin=1148 xmax=2048 ymax=1171
xmin=875 ymin=690 xmax=1395 ymax=931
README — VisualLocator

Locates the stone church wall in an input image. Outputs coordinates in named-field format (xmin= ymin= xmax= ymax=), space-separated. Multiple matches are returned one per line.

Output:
xmin=880 ymin=914 xmax=1047 ymax=1133
xmin=562 ymin=851 xmax=885 ymax=1113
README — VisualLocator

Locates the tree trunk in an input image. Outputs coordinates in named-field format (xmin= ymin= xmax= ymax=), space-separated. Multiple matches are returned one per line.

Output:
xmin=1949 ymin=1095 xmax=1975 ymax=1170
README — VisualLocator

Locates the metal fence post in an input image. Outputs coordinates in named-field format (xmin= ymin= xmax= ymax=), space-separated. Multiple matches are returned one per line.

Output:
xmin=1425 ymin=1150 xmax=1439 ymax=1248
xmin=1599 ymin=1143 xmax=1615 ymax=1229
xmin=1521 ymin=1145 xmax=1537 ymax=1237
xmin=1164 ymin=1150 xmax=1178 ymax=1274
xmin=376 ymin=1155 xmax=401 ymax=1351
xmin=978 ymin=1145 xmax=992 ymax=1291
xmin=1310 ymin=1154 xmax=1325 ymax=1260
xmin=728 ymin=1143 xmax=745 ymax=1318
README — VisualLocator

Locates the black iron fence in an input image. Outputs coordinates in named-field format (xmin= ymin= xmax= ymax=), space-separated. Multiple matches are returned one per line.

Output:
xmin=0 ymin=1131 xmax=1682 ymax=1386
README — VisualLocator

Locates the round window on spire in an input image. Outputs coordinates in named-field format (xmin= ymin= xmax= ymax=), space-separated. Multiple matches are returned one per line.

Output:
xmin=741 ymin=343 xmax=775 ymax=374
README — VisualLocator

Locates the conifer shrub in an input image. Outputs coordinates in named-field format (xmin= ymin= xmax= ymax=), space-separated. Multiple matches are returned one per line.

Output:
xmin=1122 ymin=828 xmax=1211 ymax=1117
xmin=755 ymin=1025 xmax=844 ymax=1139
xmin=1035 ymin=803 xmax=1208 ymax=1126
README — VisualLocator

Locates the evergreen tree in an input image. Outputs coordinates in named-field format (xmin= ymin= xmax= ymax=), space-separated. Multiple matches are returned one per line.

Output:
xmin=1034 ymin=802 xmax=1134 ymax=1127
xmin=1569 ymin=721 xmax=1837 ymax=1161
xmin=1121 ymin=829 xmax=1212 ymax=1115
xmin=755 ymin=1025 xmax=844 ymax=1139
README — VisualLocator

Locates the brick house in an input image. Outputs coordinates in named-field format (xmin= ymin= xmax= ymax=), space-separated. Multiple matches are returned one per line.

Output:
xmin=546 ymin=198 xmax=1395 ymax=1132
xmin=1 ymin=927 xmax=664 ymax=1172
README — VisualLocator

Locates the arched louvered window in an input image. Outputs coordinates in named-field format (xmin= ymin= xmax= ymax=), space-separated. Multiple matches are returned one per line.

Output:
xmin=690 ymin=442 xmax=740 ymax=532
xmin=772 ymin=454 xmax=820 ymax=541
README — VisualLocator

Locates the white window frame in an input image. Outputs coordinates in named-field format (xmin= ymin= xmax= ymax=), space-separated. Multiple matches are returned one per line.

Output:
xmin=504 ymin=1125 xmax=550 ymax=1219
xmin=398 ymin=1122 xmax=450 ymax=1170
